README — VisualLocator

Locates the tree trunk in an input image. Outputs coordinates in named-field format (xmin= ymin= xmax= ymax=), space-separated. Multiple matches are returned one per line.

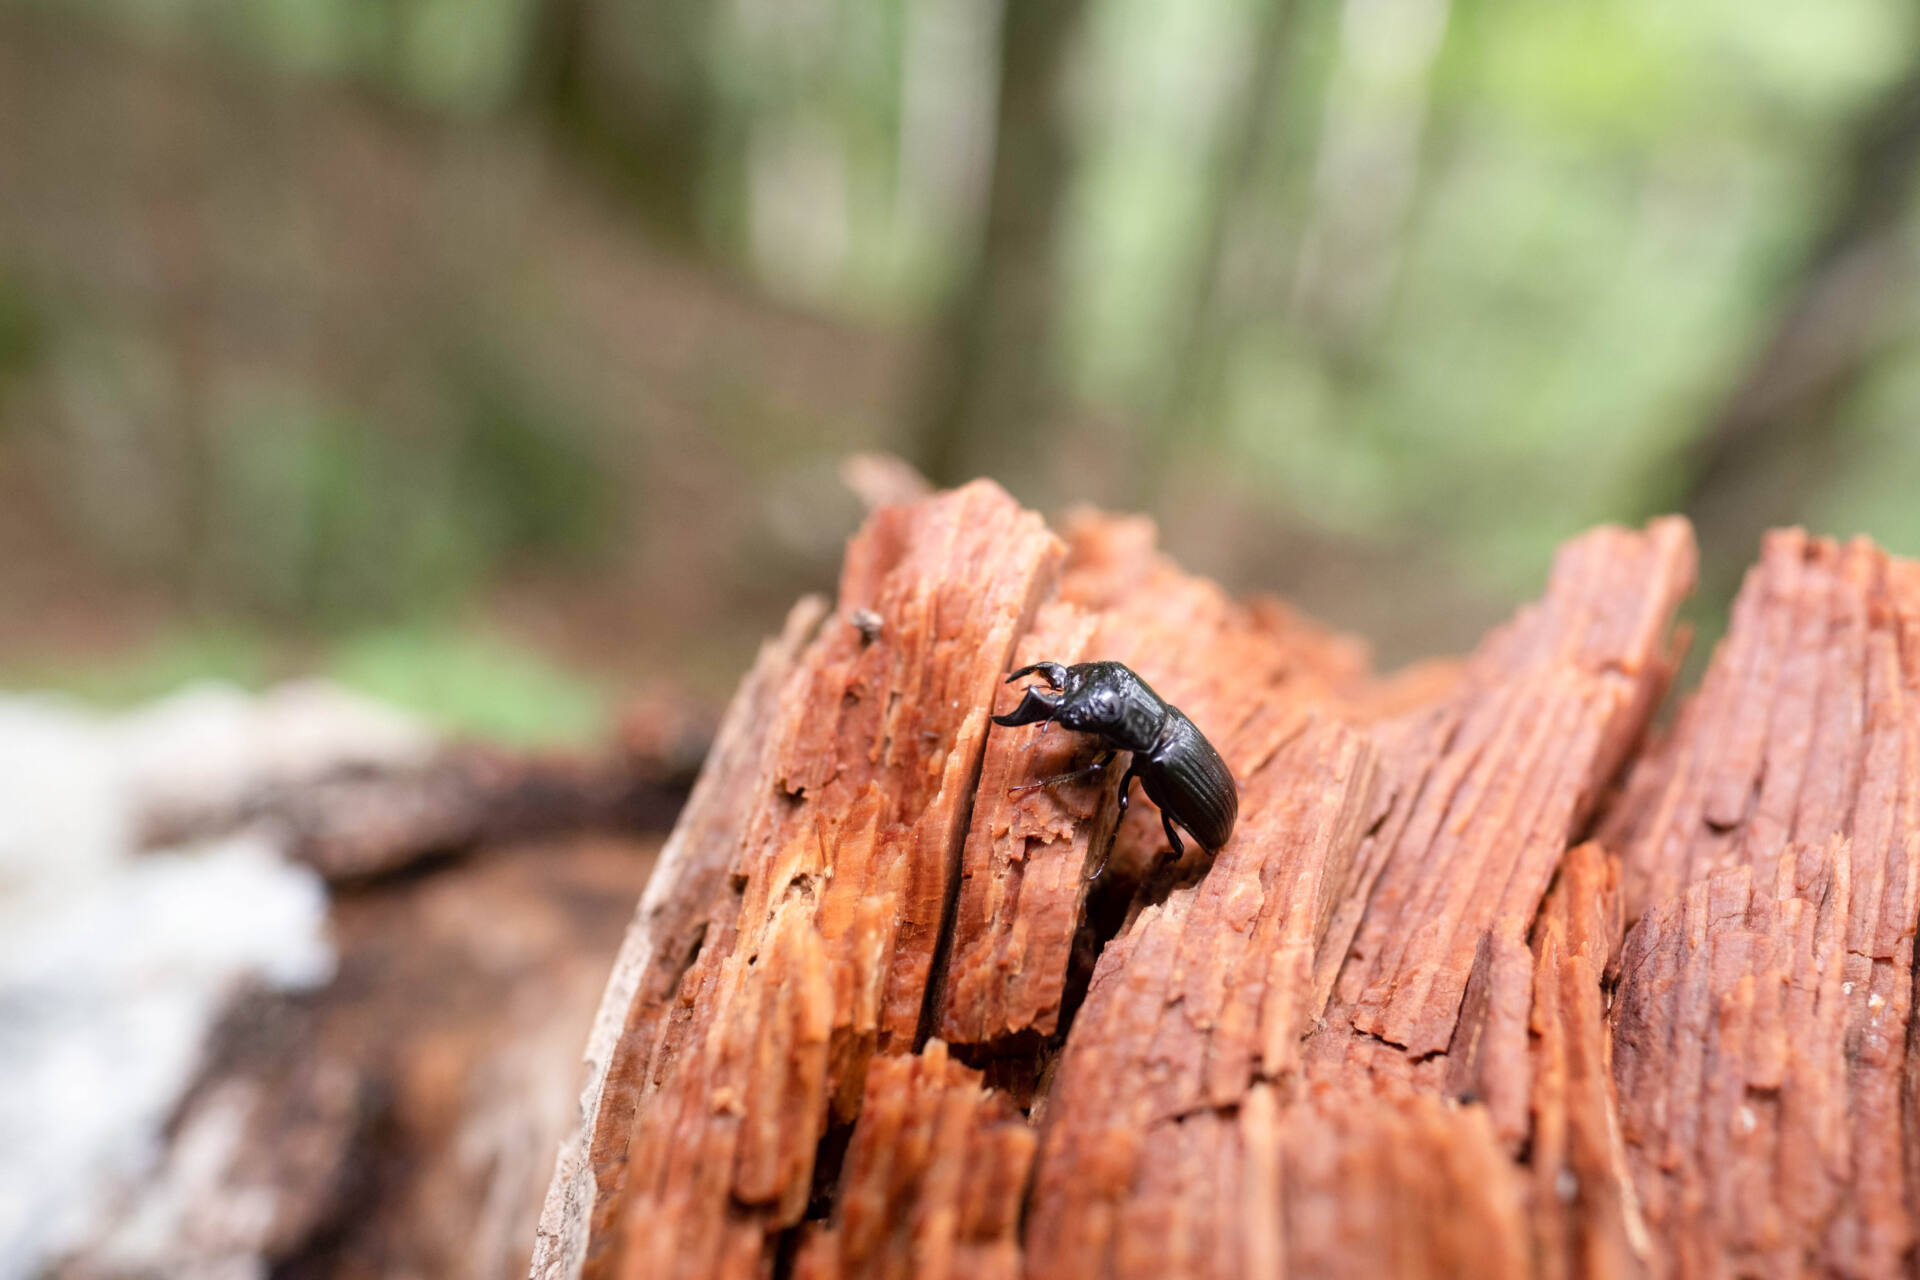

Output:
xmin=522 ymin=0 xmax=714 ymax=244
xmin=915 ymin=0 xmax=1091 ymax=490
xmin=1146 ymin=0 xmax=1304 ymax=482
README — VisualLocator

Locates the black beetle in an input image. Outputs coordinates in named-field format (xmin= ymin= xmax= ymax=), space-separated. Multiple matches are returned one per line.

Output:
xmin=992 ymin=660 xmax=1238 ymax=879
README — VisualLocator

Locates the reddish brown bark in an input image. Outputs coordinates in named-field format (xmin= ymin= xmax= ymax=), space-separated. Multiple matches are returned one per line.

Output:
xmin=791 ymin=1041 xmax=1034 ymax=1280
xmin=1022 ymin=719 xmax=1387 ymax=1278
xmin=535 ymin=597 xmax=831 ymax=1280
xmin=559 ymin=482 xmax=1061 ymax=1280
xmin=1277 ymin=1092 xmax=1534 ymax=1280
xmin=1526 ymin=842 xmax=1646 ymax=1280
xmin=1306 ymin=519 xmax=1695 ymax=1128
xmin=534 ymin=490 xmax=1920 ymax=1280
xmin=1601 ymin=529 xmax=1920 ymax=1278
xmin=938 ymin=511 xmax=1371 ymax=1047
xmin=1612 ymin=846 xmax=1853 ymax=1278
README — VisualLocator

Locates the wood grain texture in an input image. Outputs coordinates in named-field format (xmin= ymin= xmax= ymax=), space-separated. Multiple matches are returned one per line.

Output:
xmin=534 ymin=496 xmax=1920 ymax=1279
xmin=1602 ymin=530 xmax=1920 ymax=1278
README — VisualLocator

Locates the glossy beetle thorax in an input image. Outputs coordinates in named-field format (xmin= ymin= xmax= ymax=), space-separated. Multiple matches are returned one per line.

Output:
xmin=1057 ymin=661 xmax=1164 ymax=752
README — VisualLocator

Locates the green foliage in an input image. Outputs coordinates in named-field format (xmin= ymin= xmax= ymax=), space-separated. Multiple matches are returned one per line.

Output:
xmin=0 ymin=625 xmax=274 ymax=707
xmin=33 ymin=0 xmax=1916 ymax=584
xmin=201 ymin=361 xmax=611 ymax=625
xmin=0 ymin=273 xmax=48 ymax=387
xmin=1811 ymin=335 xmax=1920 ymax=560
xmin=326 ymin=622 xmax=608 ymax=745
xmin=396 ymin=0 xmax=532 ymax=111
xmin=203 ymin=397 xmax=482 ymax=621
xmin=30 ymin=0 xmax=537 ymax=112
xmin=450 ymin=357 xmax=614 ymax=560
xmin=11 ymin=0 xmax=1920 ymax=738
xmin=1 ymin=621 xmax=607 ymax=746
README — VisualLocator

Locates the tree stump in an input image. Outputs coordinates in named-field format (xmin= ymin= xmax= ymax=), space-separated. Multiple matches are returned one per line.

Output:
xmin=534 ymin=482 xmax=1920 ymax=1280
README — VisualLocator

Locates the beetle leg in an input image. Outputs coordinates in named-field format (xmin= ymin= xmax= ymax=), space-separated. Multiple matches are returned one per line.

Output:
xmin=1087 ymin=758 xmax=1140 ymax=881
xmin=1010 ymin=748 xmax=1115 ymax=795
xmin=1160 ymin=809 xmax=1185 ymax=859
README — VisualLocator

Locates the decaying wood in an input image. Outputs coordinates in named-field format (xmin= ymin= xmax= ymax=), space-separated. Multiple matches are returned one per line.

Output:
xmin=1524 ymin=842 xmax=1645 ymax=1280
xmin=938 ymin=511 xmax=1371 ymax=1047
xmin=1022 ymin=719 xmax=1386 ymax=1277
xmin=536 ymin=484 xmax=1920 ymax=1280
xmin=137 ymin=727 xmax=705 ymax=884
xmin=792 ymin=1041 xmax=1034 ymax=1280
xmin=535 ymin=597 xmax=830 ymax=1280
xmin=1278 ymin=1092 xmax=1534 ymax=1280
xmin=1613 ymin=844 xmax=1854 ymax=1278
xmin=1306 ymin=518 xmax=1694 ymax=1131
xmin=1012 ymin=517 xmax=1689 ymax=1280
xmin=256 ymin=745 xmax=695 ymax=882
xmin=548 ymin=483 xmax=1061 ymax=1280
xmin=1601 ymin=529 xmax=1920 ymax=1278
xmin=60 ymin=834 xmax=661 ymax=1280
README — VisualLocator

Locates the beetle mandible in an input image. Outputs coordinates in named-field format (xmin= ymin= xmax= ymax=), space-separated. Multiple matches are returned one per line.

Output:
xmin=991 ymin=660 xmax=1238 ymax=879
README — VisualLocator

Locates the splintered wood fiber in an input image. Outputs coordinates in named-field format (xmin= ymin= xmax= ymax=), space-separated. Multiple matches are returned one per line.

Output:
xmin=534 ymin=496 xmax=1920 ymax=1280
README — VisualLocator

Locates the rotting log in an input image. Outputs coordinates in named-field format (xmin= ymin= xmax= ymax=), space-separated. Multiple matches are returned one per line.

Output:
xmin=57 ymin=833 xmax=663 ymax=1279
xmin=1602 ymin=530 xmax=1920 ymax=1277
xmin=1306 ymin=519 xmax=1695 ymax=1126
xmin=535 ymin=483 xmax=1920 ymax=1280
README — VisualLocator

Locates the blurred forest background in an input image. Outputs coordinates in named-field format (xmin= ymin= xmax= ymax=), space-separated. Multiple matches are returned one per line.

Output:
xmin=3 ymin=0 xmax=1918 ymax=740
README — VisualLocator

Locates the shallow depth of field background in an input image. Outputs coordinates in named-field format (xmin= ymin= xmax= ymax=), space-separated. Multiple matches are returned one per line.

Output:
xmin=3 ymin=0 xmax=1918 ymax=735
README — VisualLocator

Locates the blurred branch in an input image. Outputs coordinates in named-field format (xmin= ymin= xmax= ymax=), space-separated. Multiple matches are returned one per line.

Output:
xmin=1682 ymin=56 xmax=1920 ymax=570
xmin=914 ymin=0 xmax=1092 ymax=488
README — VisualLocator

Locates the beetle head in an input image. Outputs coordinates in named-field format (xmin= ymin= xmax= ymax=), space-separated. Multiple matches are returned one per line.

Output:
xmin=992 ymin=659 xmax=1164 ymax=753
